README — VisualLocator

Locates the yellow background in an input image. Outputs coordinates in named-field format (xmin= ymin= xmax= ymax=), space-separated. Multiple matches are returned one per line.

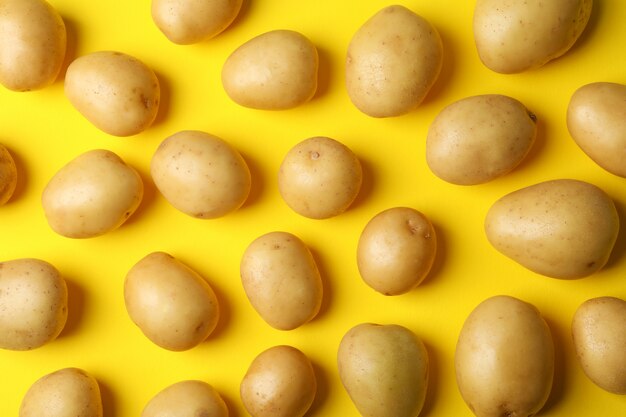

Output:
xmin=1 ymin=0 xmax=625 ymax=415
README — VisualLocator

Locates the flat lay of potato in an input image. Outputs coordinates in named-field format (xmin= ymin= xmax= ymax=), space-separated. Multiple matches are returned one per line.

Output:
xmin=142 ymin=380 xmax=228 ymax=417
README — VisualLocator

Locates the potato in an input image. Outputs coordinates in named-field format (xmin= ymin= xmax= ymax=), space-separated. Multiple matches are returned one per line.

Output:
xmin=142 ymin=380 xmax=228 ymax=417
xmin=151 ymin=130 xmax=251 ymax=218
xmin=0 ymin=258 xmax=67 ymax=350
xmin=240 ymin=345 xmax=316 ymax=417
xmin=0 ymin=143 xmax=17 ymax=204
xmin=41 ymin=149 xmax=143 ymax=238
xmin=337 ymin=323 xmax=429 ymax=417
xmin=346 ymin=5 xmax=443 ymax=117
xmin=65 ymin=51 xmax=160 ymax=136
xmin=151 ymin=0 xmax=243 ymax=44
xmin=278 ymin=136 xmax=362 ymax=219
xmin=0 ymin=0 xmax=66 ymax=91
xmin=567 ymin=82 xmax=626 ymax=177
xmin=124 ymin=252 xmax=219 ymax=351
xmin=455 ymin=295 xmax=554 ymax=417
xmin=19 ymin=368 xmax=103 ymax=417
xmin=240 ymin=232 xmax=322 ymax=330
xmin=473 ymin=0 xmax=593 ymax=73
xmin=357 ymin=207 xmax=436 ymax=295
xmin=426 ymin=94 xmax=537 ymax=185
xmin=222 ymin=30 xmax=318 ymax=110
xmin=572 ymin=296 xmax=626 ymax=394
xmin=484 ymin=179 xmax=619 ymax=279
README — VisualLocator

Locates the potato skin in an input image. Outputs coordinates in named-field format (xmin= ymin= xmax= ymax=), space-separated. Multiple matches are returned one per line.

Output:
xmin=142 ymin=380 xmax=228 ymax=417
xmin=455 ymin=295 xmax=554 ymax=417
xmin=0 ymin=143 xmax=17 ymax=204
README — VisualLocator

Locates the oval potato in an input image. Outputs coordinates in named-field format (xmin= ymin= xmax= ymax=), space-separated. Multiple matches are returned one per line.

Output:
xmin=0 ymin=143 xmax=17 ymax=204
xmin=142 ymin=380 xmax=228 ymax=417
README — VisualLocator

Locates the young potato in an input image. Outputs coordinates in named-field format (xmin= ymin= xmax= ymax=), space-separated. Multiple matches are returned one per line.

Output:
xmin=346 ymin=5 xmax=443 ymax=117
xmin=65 ymin=51 xmax=160 ymax=136
xmin=19 ymin=368 xmax=103 ymax=417
xmin=0 ymin=258 xmax=67 ymax=350
xmin=0 ymin=143 xmax=17 ymax=204
xmin=151 ymin=0 xmax=243 ymax=44
xmin=240 ymin=232 xmax=322 ymax=330
xmin=142 ymin=380 xmax=228 ymax=417
xmin=357 ymin=207 xmax=437 ymax=295
xmin=426 ymin=94 xmax=537 ymax=185
xmin=278 ymin=136 xmax=362 ymax=219
xmin=455 ymin=295 xmax=554 ymax=417
xmin=0 ymin=0 xmax=66 ymax=91
xmin=572 ymin=296 xmax=626 ymax=394
xmin=41 ymin=149 xmax=144 ymax=238
xmin=240 ymin=345 xmax=316 ymax=417
xmin=484 ymin=179 xmax=619 ymax=279
xmin=473 ymin=0 xmax=593 ymax=73
xmin=337 ymin=323 xmax=429 ymax=417
xmin=151 ymin=130 xmax=251 ymax=219
xmin=222 ymin=30 xmax=318 ymax=110
xmin=124 ymin=252 xmax=220 ymax=351
xmin=567 ymin=82 xmax=626 ymax=177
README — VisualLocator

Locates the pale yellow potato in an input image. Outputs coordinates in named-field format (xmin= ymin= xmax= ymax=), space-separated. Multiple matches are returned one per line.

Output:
xmin=0 ymin=0 xmax=66 ymax=91
xmin=65 ymin=51 xmax=160 ymax=136
xmin=485 ymin=179 xmax=619 ymax=279
xmin=567 ymin=82 xmax=626 ymax=177
xmin=346 ymin=5 xmax=443 ymax=117
xmin=0 ymin=258 xmax=67 ymax=350
xmin=222 ymin=30 xmax=318 ymax=110
xmin=240 ymin=345 xmax=316 ymax=417
xmin=151 ymin=130 xmax=251 ymax=219
xmin=357 ymin=207 xmax=436 ymax=295
xmin=572 ymin=296 xmax=626 ymax=394
xmin=455 ymin=295 xmax=554 ymax=417
xmin=473 ymin=0 xmax=593 ymax=73
xmin=0 ymin=143 xmax=17 ymax=204
xmin=278 ymin=136 xmax=362 ymax=219
xmin=240 ymin=232 xmax=322 ymax=330
xmin=124 ymin=252 xmax=219 ymax=351
xmin=19 ymin=368 xmax=103 ymax=417
xmin=41 ymin=149 xmax=143 ymax=238
xmin=426 ymin=94 xmax=537 ymax=185
xmin=151 ymin=0 xmax=243 ymax=44
xmin=142 ymin=380 xmax=229 ymax=417
xmin=337 ymin=323 xmax=429 ymax=417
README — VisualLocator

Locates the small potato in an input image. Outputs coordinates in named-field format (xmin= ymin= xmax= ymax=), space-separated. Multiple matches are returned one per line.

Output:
xmin=278 ymin=136 xmax=362 ymax=219
xmin=455 ymin=295 xmax=554 ymax=417
xmin=567 ymin=82 xmax=626 ymax=177
xmin=572 ymin=296 xmax=626 ymax=394
xmin=151 ymin=130 xmax=251 ymax=219
xmin=357 ymin=207 xmax=436 ymax=295
xmin=346 ymin=5 xmax=443 ymax=117
xmin=0 ymin=143 xmax=17 ymax=204
xmin=0 ymin=258 xmax=67 ymax=350
xmin=19 ymin=368 xmax=103 ymax=417
xmin=142 ymin=380 xmax=228 ymax=417
xmin=426 ymin=94 xmax=537 ymax=185
xmin=124 ymin=252 xmax=219 ymax=351
xmin=0 ymin=0 xmax=66 ymax=91
xmin=240 ymin=345 xmax=316 ymax=417
xmin=41 ymin=149 xmax=143 ymax=238
xmin=222 ymin=30 xmax=318 ymax=110
xmin=240 ymin=232 xmax=322 ymax=330
xmin=65 ymin=51 xmax=160 ymax=136
xmin=151 ymin=0 xmax=243 ymax=44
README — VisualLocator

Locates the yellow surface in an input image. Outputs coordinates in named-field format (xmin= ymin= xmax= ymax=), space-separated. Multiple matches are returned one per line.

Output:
xmin=1 ymin=0 xmax=625 ymax=415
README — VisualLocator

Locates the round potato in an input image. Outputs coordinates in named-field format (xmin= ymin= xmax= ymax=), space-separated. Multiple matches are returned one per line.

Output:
xmin=0 ymin=258 xmax=67 ymax=350
xmin=65 ymin=51 xmax=160 ymax=136
xmin=426 ymin=94 xmax=537 ymax=185
xmin=222 ymin=30 xmax=318 ymax=110
xmin=41 ymin=149 xmax=144 ymax=238
xmin=357 ymin=207 xmax=437 ymax=295
xmin=0 ymin=143 xmax=17 ymax=205
xmin=142 ymin=380 xmax=228 ymax=417
xmin=0 ymin=0 xmax=66 ymax=91
xmin=151 ymin=0 xmax=243 ymax=44
xmin=151 ymin=130 xmax=251 ymax=219
xmin=278 ymin=136 xmax=362 ymax=219
xmin=346 ymin=5 xmax=443 ymax=117
xmin=567 ymin=82 xmax=626 ymax=177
